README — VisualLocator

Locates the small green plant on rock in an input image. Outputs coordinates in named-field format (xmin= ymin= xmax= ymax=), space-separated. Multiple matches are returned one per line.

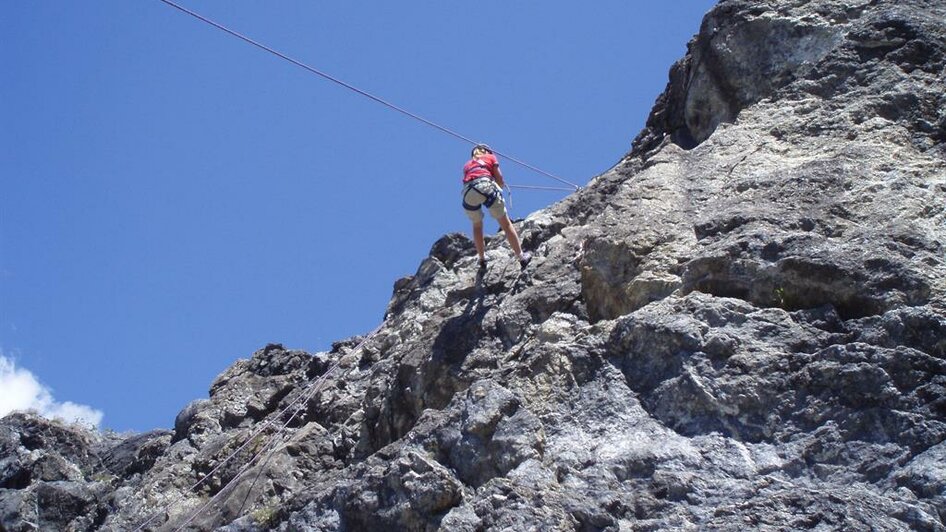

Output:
xmin=774 ymin=286 xmax=788 ymax=308
xmin=252 ymin=503 xmax=280 ymax=528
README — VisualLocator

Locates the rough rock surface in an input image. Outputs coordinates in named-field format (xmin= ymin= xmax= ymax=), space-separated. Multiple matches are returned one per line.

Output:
xmin=2 ymin=0 xmax=945 ymax=530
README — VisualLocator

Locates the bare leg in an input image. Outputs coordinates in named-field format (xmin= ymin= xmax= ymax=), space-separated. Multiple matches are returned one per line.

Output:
xmin=472 ymin=220 xmax=485 ymax=261
xmin=497 ymin=215 xmax=523 ymax=259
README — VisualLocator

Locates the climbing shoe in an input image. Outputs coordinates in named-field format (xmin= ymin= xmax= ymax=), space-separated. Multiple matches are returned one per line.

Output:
xmin=478 ymin=258 xmax=488 ymax=271
xmin=519 ymin=252 xmax=532 ymax=269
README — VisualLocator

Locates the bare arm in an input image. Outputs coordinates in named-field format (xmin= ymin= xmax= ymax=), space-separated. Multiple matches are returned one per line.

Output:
xmin=491 ymin=165 xmax=506 ymax=189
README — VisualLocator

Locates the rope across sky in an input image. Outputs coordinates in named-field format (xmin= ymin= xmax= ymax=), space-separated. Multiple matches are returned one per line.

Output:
xmin=156 ymin=0 xmax=582 ymax=191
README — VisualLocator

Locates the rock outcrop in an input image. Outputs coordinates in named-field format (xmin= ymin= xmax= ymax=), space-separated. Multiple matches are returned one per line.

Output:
xmin=2 ymin=0 xmax=944 ymax=530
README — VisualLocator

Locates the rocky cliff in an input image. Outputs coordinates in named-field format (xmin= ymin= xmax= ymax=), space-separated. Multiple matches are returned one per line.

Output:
xmin=2 ymin=0 xmax=945 ymax=530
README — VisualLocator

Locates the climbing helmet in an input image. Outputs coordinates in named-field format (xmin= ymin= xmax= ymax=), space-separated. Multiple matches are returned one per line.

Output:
xmin=471 ymin=143 xmax=493 ymax=157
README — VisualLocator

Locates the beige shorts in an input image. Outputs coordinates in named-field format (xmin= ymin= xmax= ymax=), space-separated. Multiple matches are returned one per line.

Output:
xmin=462 ymin=179 xmax=507 ymax=222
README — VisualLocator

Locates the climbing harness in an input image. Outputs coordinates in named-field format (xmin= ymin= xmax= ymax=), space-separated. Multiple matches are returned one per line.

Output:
xmin=155 ymin=0 xmax=581 ymax=192
xmin=127 ymin=4 xmax=575 ymax=527
xmin=462 ymin=177 xmax=501 ymax=212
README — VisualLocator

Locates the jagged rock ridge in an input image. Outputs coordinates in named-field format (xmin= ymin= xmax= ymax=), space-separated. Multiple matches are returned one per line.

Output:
xmin=2 ymin=0 xmax=945 ymax=530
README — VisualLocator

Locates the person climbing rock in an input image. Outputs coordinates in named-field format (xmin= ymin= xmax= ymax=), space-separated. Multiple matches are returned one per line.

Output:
xmin=461 ymin=143 xmax=531 ymax=270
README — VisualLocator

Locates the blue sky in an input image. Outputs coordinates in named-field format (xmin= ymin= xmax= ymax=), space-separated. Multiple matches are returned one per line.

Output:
xmin=1 ymin=1 xmax=717 ymax=432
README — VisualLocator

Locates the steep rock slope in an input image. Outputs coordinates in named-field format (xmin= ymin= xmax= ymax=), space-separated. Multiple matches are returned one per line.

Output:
xmin=2 ymin=0 xmax=945 ymax=530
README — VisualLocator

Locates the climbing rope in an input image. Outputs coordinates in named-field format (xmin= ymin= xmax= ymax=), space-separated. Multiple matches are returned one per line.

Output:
xmin=171 ymin=373 xmax=319 ymax=532
xmin=131 ymin=324 xmax=384 ymax=531
xmin=155 ymin=0 xmax=581 ymax=191
xmin=130 ymin=386 xmax=308 ymax=531
xmin=507 ymin=184 xmax=578 ymax=192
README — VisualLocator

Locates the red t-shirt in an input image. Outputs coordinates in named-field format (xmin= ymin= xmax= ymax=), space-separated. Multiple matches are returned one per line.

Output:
xmin=462 ymin=153 xmax=499 ymax=183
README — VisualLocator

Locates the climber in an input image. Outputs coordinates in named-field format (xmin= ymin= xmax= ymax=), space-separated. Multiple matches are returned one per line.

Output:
xmin=462 ymin=143 xmax=531 ymax=270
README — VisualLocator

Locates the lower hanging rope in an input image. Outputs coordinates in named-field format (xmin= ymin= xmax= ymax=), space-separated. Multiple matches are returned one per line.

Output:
xmin=131 ymin=324 xmax=385 ymax=531
xmin=155 ymin=0 xmax=581 ymax=192
xmin=508 ymin=184 xmax=577 ymax=192
xmin=171 ymin=369 xmax=324 ymax=532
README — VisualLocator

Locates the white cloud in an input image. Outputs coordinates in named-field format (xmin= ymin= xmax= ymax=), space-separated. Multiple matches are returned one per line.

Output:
xmin=0 ymin=354 xmax=104 ymax=428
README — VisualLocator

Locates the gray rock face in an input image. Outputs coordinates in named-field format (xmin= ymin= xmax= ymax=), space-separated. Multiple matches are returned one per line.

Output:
xmin=2 ymin=0 xmax=944 ymax=530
